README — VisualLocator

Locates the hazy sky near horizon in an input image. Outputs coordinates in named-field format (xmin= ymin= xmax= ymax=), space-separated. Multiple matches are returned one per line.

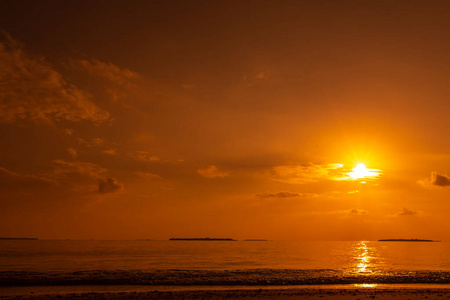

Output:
xmin=1 ymin=0 xmax=450 ymax=240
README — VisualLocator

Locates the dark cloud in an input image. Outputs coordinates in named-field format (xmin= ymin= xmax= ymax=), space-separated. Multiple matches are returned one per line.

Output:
xmin=349 ymin=208 xmax=368 ymax=215
xmin=431 ymin=172 xmax=450 ymax=187
xmin=419 ymin=171 xmax=450 ymax=187
xmin=98 ymin=178 xmax=123 ymax=193
xmin=397 ymin=207 xmax=417 ymax=216
xmin=0 ymin=33 xmax=109 ymax=124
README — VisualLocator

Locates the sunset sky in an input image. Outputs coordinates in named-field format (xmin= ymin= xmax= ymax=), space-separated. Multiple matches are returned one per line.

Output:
xmin=1 ymin=0 xmax=450 ymax=240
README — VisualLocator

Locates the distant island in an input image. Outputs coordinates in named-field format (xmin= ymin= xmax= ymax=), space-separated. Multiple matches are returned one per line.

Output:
xmin=0 ymin=237 xmax=38 ymax=240
xmin=378 ymin=239 xmax=440 ymax=242
xmin=169 ymin=238 xmax=236 ymax=241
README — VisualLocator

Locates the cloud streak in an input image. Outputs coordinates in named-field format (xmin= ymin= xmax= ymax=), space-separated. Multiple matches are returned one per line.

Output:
xmin=311 ymin=208 xmax=368 ymax=217
xmin=197 ymin=165 xmax=229 ymax=178
xmin=348 ymin=208 xmax=368 ymax=215
xmin=256 ymin=192 xmax=316 ymax=198
xmin=271 ymin=163 xmax=348 ymax=184
xmin=68 ymin=58 xmax=139 ymax=86
xmin=135 ymin=171 xmax=162 ymax=180
xmin=128 ymin=151 xmax=160 ymax=162
xmin=0 ymin=167 xmax=54 ymax=190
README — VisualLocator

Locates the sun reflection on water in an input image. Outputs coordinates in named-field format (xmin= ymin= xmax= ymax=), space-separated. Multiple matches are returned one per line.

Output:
xmin=357 ymin=241 xmax=371 ymax=273
xmin=353 ymin=283 xmax=379 ymax=288
xmin=352 ymin=241 xmax=379 ymax=274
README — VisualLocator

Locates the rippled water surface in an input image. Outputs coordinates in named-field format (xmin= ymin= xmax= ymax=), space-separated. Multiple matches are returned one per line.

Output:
xmin=1 ymin=240 xmax=450 ymax=285
xmin=1 ymin=240 xmax=449 ymax=272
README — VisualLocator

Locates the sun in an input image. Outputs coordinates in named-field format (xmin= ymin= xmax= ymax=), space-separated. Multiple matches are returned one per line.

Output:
xmin=348 ymin=163 xmax=380 ymax=180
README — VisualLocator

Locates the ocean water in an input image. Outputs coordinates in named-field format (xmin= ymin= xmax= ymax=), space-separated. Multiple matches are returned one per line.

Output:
xmin=1 ymin=240 xmax=450 ymax=286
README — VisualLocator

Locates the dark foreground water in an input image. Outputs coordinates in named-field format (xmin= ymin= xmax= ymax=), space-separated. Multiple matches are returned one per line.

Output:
xmin=1 ymin=240 xmax=450 ymax=286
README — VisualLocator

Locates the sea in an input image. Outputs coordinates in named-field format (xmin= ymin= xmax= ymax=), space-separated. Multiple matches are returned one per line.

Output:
xmin=1 ymin=240 xmax=450 ymax=287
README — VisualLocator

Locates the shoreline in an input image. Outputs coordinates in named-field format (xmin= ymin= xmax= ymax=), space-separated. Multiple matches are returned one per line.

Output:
xmin=2 ymin=284 xmax=450 ymax=299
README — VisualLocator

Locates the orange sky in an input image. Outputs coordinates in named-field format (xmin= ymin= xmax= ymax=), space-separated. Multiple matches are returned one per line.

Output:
xmin=1 ymin=0 xmax=450 ymax=240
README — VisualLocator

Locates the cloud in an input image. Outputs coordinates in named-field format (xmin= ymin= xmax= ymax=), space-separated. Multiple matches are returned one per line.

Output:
xmin=0 ymin=33 xmax=109 ymax=124
xmin=312 ymin=208 xmax=368 ymax=217
xmin=431 ymin=172 xmax=450 ymax=186
xmin=271 ymin=163 xmax=347 ymax=184
xmin=135 ymin=171 xmax=162 ymax=180
xmin=50 ymin=160 xmax=122 ymax=193
xmin=349 ymin=208 xmax=368 ymax=215
xmin=65 ymin=58 xmax=140 ymax=103
xmin=77 ymin=138 xmax=106 ymax=148
xmin=51 ymin=159 xmax=107 ymax=179
xmin=103 ymin=149 xmax=117 ymax=156
xmin=63 ymin=129 xmax=74 ymax=135
xmin=256 ymin=192 xmax=315 ymax=198
xmin=418 ymin=171 xmax=450 ymax=187
xmin=92 ymin=138 xmax=105 ymax=146
xmin=243 ymin=71 xmax=268 ymax=86
xmin=68 ymin=58 xmax=139 ymax=86
xmin=397 ymin=207 xmax=417 ymax=216
xmin=128 ymin=151 xmax=160 ymax=161
xmin=255 ymin=72 xmax=266 ymax=79
xmin=197 ymin=165 xmax=229 ymax=178
xmin=0 ymin=161 xmax=123 ymax=196
xmin=98 ymin=177 xmax=123 ymax=194
xmin=67 ymin=148 xmax=78 ymax=158
xmin=0 ymin=167 xmax=54 ymax=190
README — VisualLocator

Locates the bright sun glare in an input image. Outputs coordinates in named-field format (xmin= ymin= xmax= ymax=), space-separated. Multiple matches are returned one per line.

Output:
xmin=348 ymin=163 xmax=380 ymax=180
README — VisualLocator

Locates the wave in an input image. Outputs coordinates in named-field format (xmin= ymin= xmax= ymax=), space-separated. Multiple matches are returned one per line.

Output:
xmin=2 ymin=269 xmax=450 ymax=286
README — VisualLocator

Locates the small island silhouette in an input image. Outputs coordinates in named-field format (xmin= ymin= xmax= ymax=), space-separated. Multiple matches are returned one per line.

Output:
xmin=378 ymin=239 xmax=440 ymax=242
xmin=169 ymin=238 xmax=236 ymax=241
xmin=0 ymin=237 xmax=38 ymax=240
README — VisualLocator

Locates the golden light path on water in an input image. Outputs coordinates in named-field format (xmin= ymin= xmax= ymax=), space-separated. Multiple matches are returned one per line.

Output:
xmin=349 ymin=241 xmax=381 ymax=288
xmin=352 ymin=241 xmax=381 ymax=275
xmin=354 ymin=284 xmax=379 ymax=288
xmin=357 ymin=241 xmax=371 ymax=273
